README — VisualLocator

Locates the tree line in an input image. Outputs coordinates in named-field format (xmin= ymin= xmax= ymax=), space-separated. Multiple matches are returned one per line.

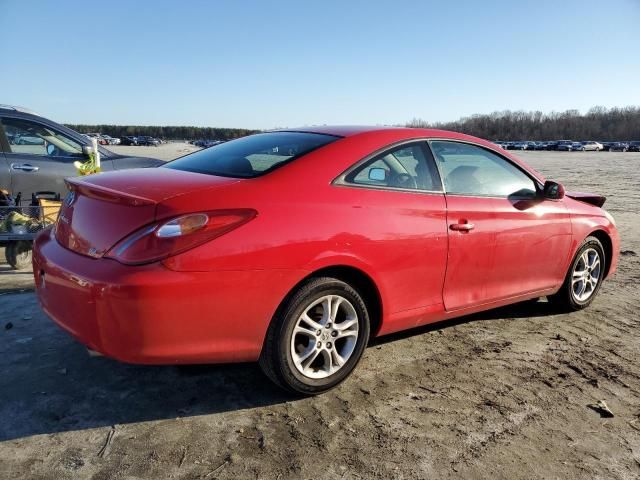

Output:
xmin=66 ymin=105 xmax=640 ymax=142
xmin=406 ymin=106 xmax=640 ymax=141
xmin=65 ymin=124 xmax=260 ymax=141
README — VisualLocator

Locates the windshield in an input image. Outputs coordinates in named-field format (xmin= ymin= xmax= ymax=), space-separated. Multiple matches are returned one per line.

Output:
xmin=164 ymin=131 xmax=340 ymax=178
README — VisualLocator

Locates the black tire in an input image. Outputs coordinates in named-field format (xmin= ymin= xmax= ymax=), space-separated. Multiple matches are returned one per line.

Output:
xmin=549 ymin=236 xmax=605 ymax=311
xmin=259 ymin=277 xmax=370 ymax=395
xmin=5 ymin=240 xmax=33 ymax=271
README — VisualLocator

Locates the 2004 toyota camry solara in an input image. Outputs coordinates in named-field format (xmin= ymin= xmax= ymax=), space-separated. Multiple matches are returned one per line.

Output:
xmin=33 ymin=126 xmax=619 ymax=394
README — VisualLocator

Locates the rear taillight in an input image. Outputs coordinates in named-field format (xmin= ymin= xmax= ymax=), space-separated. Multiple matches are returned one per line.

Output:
xmin=105 ymin=209 xmax=256 ymax=265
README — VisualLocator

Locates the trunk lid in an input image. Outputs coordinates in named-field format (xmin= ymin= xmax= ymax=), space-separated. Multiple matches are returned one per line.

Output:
xmin=55 ymin=168 xmax=240 ymax=258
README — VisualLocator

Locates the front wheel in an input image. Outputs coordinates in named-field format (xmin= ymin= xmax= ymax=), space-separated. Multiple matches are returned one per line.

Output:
xmin=259 ymin=277 xmax=370 ymax=395
xmin=549 ymin=236 xmax=605 ymax=311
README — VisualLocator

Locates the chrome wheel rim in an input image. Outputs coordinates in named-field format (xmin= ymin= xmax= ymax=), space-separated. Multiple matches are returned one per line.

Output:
xmin=290 ymin=295 xmax=359 ymax=379
xmin=572 ymin=248 xmax=601 ymax=302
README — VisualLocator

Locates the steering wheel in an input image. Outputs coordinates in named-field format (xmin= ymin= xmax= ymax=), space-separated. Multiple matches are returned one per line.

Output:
xmin=392 ymin=173 xmax=417 ymax=189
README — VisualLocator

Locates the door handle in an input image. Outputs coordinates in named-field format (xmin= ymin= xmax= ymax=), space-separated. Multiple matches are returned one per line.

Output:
xmin=10 ymin=163 xmax=40 ymax=172
xmin=449 ymin=222 xmax=475 ymax=232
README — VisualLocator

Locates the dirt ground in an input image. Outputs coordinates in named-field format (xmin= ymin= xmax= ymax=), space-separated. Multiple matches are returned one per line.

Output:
xmin=1 ymin=149 xmax=639 ymax=480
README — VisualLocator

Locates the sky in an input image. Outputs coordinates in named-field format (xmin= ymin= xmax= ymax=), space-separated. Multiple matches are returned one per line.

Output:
xmin=1 ymin=0 xmax=639 ymax=129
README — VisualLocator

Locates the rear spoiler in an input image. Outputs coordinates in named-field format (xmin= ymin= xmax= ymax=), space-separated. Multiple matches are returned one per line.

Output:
xmin=566 ymin=191 xmax=606 ymax=208
xmin=65 ymin=177 xmax=156 ymax=207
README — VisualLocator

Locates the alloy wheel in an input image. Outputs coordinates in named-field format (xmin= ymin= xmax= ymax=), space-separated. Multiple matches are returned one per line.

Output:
xmin=571 ymin=247 xmax=601 ymax=302
xmin=290 ymin=295 xmax=359 ymax=379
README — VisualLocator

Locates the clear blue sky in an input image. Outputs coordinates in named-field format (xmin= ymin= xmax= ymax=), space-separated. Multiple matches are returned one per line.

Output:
xmin=1 ymin=0 xmax=639 ymax=129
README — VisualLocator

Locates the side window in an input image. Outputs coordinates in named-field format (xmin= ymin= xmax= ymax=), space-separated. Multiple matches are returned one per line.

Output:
xmin=431 ymin=141 xmax=537 ymax=198
xmin=2 ymin=117 xmax=84 ymax=159
xmin=345 ymin=143 xmax=441 ymax=191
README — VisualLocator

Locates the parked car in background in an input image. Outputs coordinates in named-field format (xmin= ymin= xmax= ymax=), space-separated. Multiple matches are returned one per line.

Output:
xmin=601 ymin=142 xmax=615 ymax=151
xmin=15 ymin=134 xmax=44 ymax=145
xmin=0 ymin=105 xmax=163 ymax=198
xmin=512 ymin=141 xmax=529 ymax=150
xmin=627 ymin=141 xmax=640 ymax=152
xmin=137 ymin=136 xmax=160 ymax=146
xmin=557 ymin=140 xmax=575 ymax=151
xmin=193 ymin=139 xmax=225 ymax=148
xmin=121 ymin=136 xmax=139 ymax=146
xmin=533 ymin=142 xmax=546 ymax=150
xmin=545 ymin=141 xmax=559 ymax=151
xmin=579 ymin=141 xmax=603 ymax=151
xmin=610 ymin=142 xmax=629 ymax=152
xmin=33 ymin=126 xmax=619 ymax=394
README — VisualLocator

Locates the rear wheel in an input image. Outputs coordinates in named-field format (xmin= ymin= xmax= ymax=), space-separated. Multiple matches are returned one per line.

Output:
xmin=259 ymin=277 xmax=370 ymax=395
xmin=549 ymin=236 xmax=605 ymax=311
xmin=5 ymin=240 xmax=33 ymax=270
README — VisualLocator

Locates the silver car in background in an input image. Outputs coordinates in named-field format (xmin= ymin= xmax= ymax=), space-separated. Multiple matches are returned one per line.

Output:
xmin=579 ymin=141 xmax=603 ymax=151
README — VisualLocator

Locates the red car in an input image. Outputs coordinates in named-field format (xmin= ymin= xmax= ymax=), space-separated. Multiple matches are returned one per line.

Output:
xmin=33 ymin=127 xmax=619 ymax=394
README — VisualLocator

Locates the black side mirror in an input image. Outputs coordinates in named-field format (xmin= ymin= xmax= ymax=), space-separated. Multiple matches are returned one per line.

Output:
xmin=543 ymin=180 xmax=565 ymax=200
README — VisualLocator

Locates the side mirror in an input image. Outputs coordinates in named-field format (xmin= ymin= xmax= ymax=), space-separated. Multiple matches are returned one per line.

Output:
xmin=82 ymin=144 xmax=95 ymax=157
xmin=543 ymin=180 xmax=565 ymax=200
xmin=368 ymin=168 xmax=387 ymax=182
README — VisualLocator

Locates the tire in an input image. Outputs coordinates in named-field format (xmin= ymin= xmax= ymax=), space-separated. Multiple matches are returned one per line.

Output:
xmin=549 ymin=236 xmax=605 ymax=311
xmin=259 ymin=277 xmax=370 ymax=395
xmin=5 ymin=240 xmax=33 ymax=270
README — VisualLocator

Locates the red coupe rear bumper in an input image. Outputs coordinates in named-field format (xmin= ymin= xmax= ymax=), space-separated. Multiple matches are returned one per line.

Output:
xmin=32 ymin=230 xmax=304 ymax=364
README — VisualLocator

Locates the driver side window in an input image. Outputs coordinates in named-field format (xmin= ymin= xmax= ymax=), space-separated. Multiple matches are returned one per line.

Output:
xmin=431 ymin=141 xmax=537 ymax=198
xmin=2 ymin=117 xmax=84 ymax=159
xmin=345 ymin=143 xmax=441 ymax=191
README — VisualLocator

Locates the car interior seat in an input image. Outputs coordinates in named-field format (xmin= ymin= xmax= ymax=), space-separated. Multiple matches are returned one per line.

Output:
xmin=446 ymin=165 xmax=483 ymax=194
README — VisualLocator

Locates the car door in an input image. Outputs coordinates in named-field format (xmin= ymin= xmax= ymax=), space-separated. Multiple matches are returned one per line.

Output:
xmin=430 ymin=140 xmax=572 ymax=311
xmin=1 ymin=116 xmax=85 ymax=199
xmin=336 ymin=141 xmax=448 ymax=330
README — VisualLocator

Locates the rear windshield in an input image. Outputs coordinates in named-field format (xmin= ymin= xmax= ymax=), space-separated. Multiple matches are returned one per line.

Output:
xmin=164 ymin=131 xmax=340 ymax=178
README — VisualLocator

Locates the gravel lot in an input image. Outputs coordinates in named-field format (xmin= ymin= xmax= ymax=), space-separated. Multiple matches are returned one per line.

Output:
xmin=1 ymin=149 xmax=639 ymax=479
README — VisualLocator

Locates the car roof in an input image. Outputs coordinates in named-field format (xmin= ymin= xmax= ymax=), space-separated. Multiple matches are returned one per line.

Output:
xmin=0 ymin=104 xmax=41 ymax=116
xmin=277 ymin=125 xmax=535 ymax=160
xmin=277 ymin=125 xmax=485 ymax=141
